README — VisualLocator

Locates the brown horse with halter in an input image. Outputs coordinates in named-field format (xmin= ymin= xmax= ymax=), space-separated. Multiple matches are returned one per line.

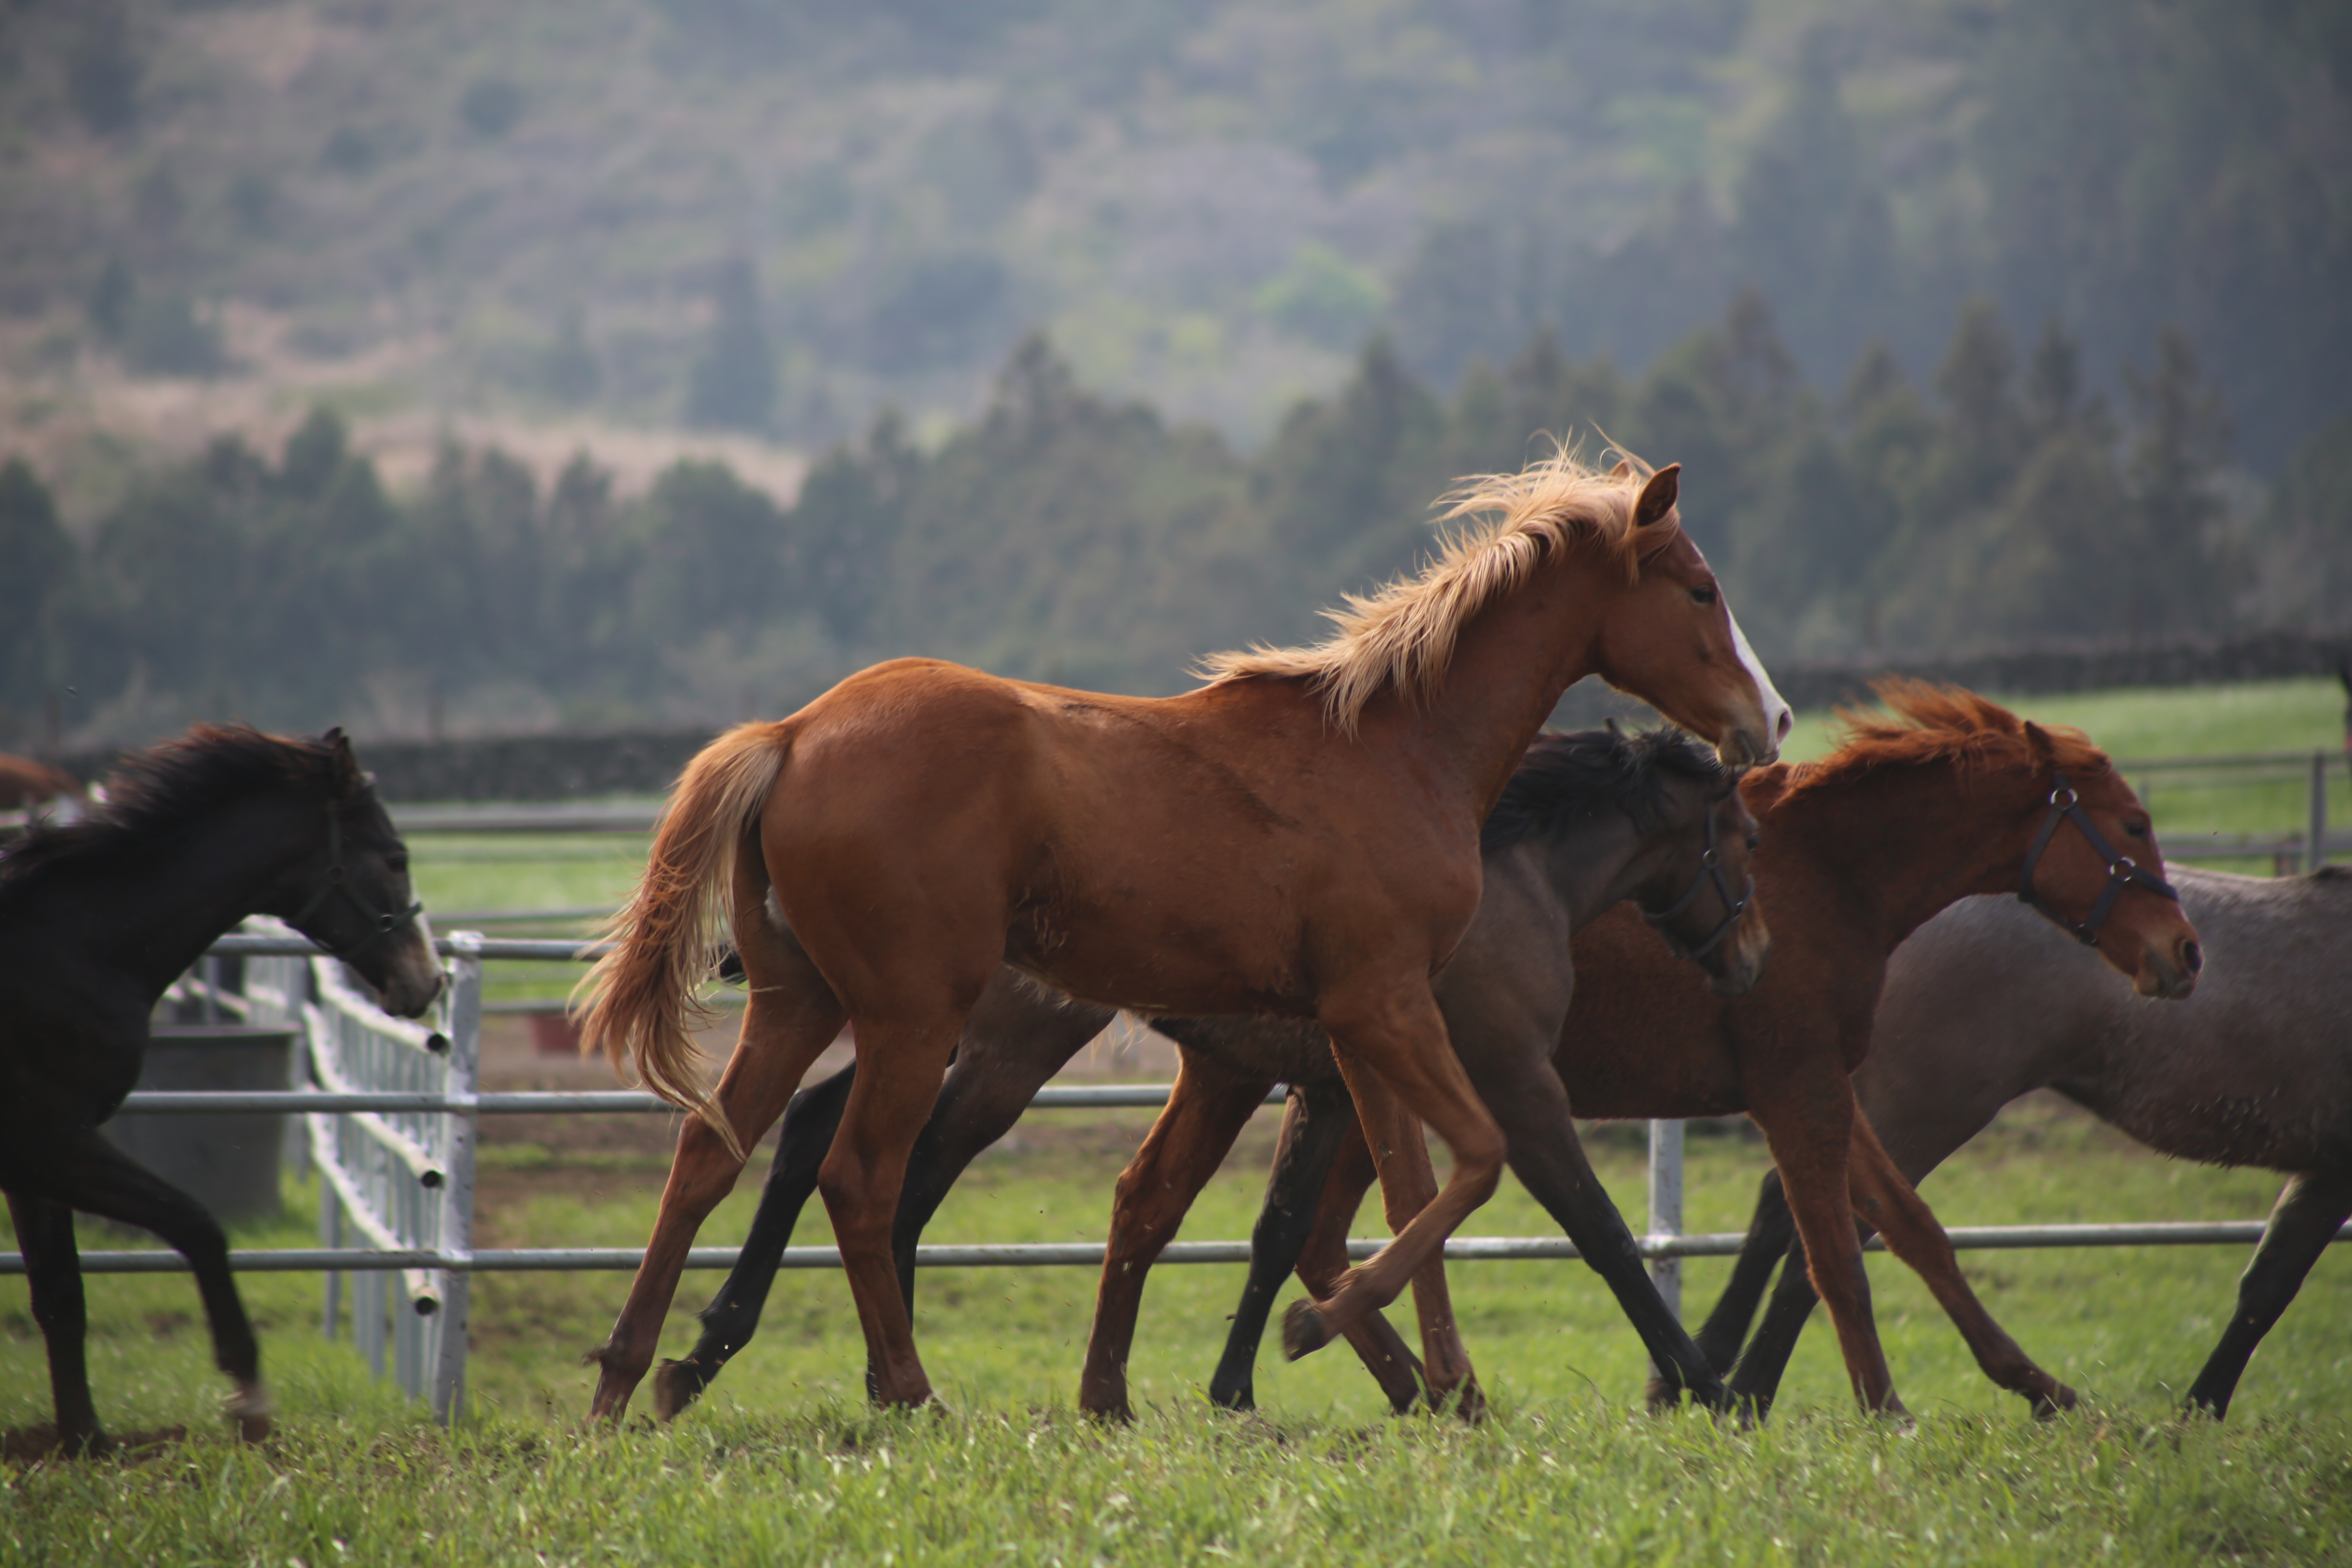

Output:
xmin=575 ymin=452 xmax=1791 ymax=1421
xmin=1225 ymin=684 xmax=2203 ymax=1419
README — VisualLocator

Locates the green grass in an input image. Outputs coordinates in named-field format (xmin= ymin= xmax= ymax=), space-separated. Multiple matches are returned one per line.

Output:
xmin=7 ymin=1114 xmax=2350 ymax=1563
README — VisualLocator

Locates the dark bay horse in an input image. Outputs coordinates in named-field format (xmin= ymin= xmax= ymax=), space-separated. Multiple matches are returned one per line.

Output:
xmin=0 ymin=726 xmax=442 ymax=1453
xmin=1230 ymin=685 xmax=2203 ymax=1419
xmin=576 ymin=453 xmax=1791 ymax=1420
xmin=1690 ymin=865 xmax=2351 ymax=1420
xmin=651 ymin=725 xmax=1766 ymax=1421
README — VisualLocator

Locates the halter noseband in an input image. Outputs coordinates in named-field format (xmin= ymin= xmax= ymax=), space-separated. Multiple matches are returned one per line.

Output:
xmin=1642 ymin=797 xmax=1754 ymax=963
xmin=2017 ymin=771 xmax=2178 ymax=947
xmin=289 ymin=802 xmax=423 ymax=965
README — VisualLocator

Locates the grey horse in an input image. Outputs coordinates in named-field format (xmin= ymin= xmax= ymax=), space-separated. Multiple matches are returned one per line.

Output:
xmin=1691 ymin=864 xmax=2352 ymax=1418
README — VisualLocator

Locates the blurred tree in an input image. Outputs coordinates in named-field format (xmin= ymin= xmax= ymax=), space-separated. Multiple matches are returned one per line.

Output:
xmin=686 ymin=257 xmax=777 ymax=432
xmin=65 ymin=1 xmax=141 ymax=138
xmin=635 ymin=458 xmax=791 ymax=639
xmin=790 ymin=407 xmax=922 ymax=644
xmin=2124 ymin=327 xmax=2234 ymax=634
xmin=1257 ymin=335 xmax=1445 ymax=597
xmin=0 ymin=458 xmax=74 ymax=722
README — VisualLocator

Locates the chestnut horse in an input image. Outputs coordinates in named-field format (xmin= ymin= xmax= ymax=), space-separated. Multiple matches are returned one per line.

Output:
xmin=0 ymin=755 xmax=84 ymax=813
xmin=1691 ymin=865 xmax=2351 ymax=1420
xmin=0 ymin=727 xmax=442 ymax=1453
xmin=649 ymin=725 xmax=1765 ymax=1421
xmin=1225 ymin=684 xmax=2203 ymax=1418
xmin=576 ymin=453 xmax=1791 ymax=1420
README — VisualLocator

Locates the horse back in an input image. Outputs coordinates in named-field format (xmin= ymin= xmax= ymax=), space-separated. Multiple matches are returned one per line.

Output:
xmin=759 ymin=660 xmax=1483 ymax=1019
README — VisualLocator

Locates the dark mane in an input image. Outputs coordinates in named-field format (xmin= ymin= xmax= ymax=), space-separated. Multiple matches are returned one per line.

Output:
xmin=0 ymin=725 xmax=348 ymax=892
xmin=1481 ymin=725 xmax=1725 ymax=855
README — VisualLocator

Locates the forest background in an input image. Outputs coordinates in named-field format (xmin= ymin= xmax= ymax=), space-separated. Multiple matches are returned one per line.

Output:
xmin=0 ymin=0 xmax=2346 ymax=746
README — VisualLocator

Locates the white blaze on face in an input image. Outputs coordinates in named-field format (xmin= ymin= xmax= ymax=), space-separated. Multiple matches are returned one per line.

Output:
xmin=1727 ymin=611 xmax=1793 ymax=760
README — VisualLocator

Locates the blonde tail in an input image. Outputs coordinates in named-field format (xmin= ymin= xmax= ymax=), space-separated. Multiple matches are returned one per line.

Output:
xmin=570 ymin=720 xmax=793 ymax=1156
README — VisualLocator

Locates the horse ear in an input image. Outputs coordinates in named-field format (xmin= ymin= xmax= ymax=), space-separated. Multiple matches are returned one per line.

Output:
xmin=1609 ymin=458 xmax=1635 ymax=479
xmin=2022 ymin=720 xmax=2056 ymax=763
xmin=1633 ymin=463 xmax=1681 ymax=527
xmin=324 ymin=727 xmax=364 ymax=795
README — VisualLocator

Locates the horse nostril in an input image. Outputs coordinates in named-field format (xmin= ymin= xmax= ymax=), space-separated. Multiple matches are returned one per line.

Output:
xmin=2180 ymin=940 xmax=2203 ymax=974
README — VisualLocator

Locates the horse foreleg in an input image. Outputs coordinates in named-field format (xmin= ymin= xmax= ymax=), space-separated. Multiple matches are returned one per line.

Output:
xmin=2183 ymin=1168 xmax=2352 ymax=1420
xmin=589 ymin=990 xmax=843 ymax=1423
xmin=1283 ymin=989 xmax=1505 ymax=1368
xmin=1844 ymin=1109 xmax=2074 ymax=1416
xmin=654 ymin=1061 xmax=858 ymax=1421
xmin=1723 ymin=1188 xmax=1822 ymax=1420
xmin=1350 ymin=1074 xmax=1482 ymax=1419
xmin=1677 ymin=1166 xmax=1797 ymax=1407
xmin=1078 ymin=1057 xmax=1272 ymax=1420
xmin=1744 ymin=1076 xmax=1904 ymax=1418
xmin=6 ymin=1192 xmax=103 ymax=1452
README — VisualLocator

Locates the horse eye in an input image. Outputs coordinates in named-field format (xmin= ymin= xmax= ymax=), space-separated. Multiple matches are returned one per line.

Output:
xmin=1689 ymin=586 xmax=1718 ymax=606
xmin=1745 ymin=833 xmax=1760 ymax=851
xmin=2125 ymin=820 xmax=2149 ymax=840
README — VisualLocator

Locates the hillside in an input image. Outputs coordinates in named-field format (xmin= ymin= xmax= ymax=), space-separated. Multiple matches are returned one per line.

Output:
xmin=0 ymin=0 xmax=2345 ymax=471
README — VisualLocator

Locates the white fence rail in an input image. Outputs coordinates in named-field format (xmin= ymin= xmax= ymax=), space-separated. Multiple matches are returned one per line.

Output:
xmin=7 ymin=924 xmax=2348 ymax=1425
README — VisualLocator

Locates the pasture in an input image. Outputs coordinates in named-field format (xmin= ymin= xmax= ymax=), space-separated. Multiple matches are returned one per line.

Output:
xmin=4 ymin=676 xmax=2350 ymax=1563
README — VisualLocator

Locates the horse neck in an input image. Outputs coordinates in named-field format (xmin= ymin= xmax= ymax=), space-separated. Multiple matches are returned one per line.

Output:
xmin=1387 ymin=543 xmax=1616 ymax=817
xmin=1765 ymin=762 xmax=2037 ymax=952
xmin=1525 ymin=809 xmax=1655 ymax=930
xmin=58 ymin=792 xmax=320 ymax=999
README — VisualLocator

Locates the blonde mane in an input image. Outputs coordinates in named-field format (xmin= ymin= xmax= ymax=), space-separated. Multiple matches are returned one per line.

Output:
xmin=1779 ymin=679 xmax=2114 ymax=804
xmin=1196 ymin=450 xmax=1659 ymax=731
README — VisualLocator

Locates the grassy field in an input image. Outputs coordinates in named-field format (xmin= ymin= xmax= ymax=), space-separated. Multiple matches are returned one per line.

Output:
xmin=4 ymin=1111 xmax=2350 ymax=1563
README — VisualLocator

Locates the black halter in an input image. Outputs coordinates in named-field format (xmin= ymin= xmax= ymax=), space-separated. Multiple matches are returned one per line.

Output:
xmin=1642 ymin=797 xmax=1753 ymax=962
xmin=289 ymin=802 xmax=423 ymax=964
xmin=2017 ymin=771 xmax=2178 ymax=947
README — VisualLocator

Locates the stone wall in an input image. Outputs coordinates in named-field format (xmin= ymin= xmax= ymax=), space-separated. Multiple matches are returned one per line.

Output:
xmin=51 ymin=632 xmax=2352 ymax=802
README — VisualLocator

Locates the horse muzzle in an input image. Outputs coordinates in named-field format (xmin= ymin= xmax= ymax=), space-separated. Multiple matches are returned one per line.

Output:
xmin=2134 ymin=933 xmax=2202 ymax=1001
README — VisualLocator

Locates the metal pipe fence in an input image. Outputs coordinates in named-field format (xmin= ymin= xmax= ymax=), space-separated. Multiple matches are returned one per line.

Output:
xmin=8 ymin=900 xmax=2347 ymax=1424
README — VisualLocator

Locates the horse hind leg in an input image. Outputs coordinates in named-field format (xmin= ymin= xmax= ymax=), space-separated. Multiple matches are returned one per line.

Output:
xmin=1281 ymin=987 xmax=1506 ymax=1379
xmin=814 ymin=1003 xmax=976 ymax=1410
xmin=652 ymin=1060 xmax=858 ymax=1421
xmin=1843 ymin=1111 xmax=2074 ymax=1418
xmin=6 ymin=1192 xmax=105 ymax=1452
xmin=33 ymin=1136 xmax=270 ymax=1442
xmin=588 ymin=945 xmax=847 ymax=1423
xmin=1350 ymin=1074 xmax=1483 ymax=1419
xmin=2183 ymin=1168 xmax=2352 ymax=1420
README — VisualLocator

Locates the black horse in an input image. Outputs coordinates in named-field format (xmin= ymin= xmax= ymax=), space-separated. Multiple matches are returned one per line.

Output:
xmin=0 ymin=725 xmax=442 ymax=1454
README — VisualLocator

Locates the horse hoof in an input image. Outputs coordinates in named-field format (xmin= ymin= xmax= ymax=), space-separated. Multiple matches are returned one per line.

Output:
xmin=229 ymin=1386 xmax=274 ymax=1444
xmin=652 ymin=1359 xmax=708 ymax=1423
xmin=1445 ymin=1379 xmax=1488 ymax=1424
xmin=1207 ymin=1383 xmax=1254 ymax=1413
xmin=2032 ymin=1382 xmax=2080 ymax=1420
xmin=1281 ymin=1300 xmax=1329 ymax=1361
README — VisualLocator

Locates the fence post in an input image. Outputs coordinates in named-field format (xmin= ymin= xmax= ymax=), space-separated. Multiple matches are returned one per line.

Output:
xmin=431 ymin=932 xmax=482 ymax=1425
xmin=1647 ymin=1118 xmax=1684 ymax=1324
xmin=2310 ymin=752 xmax=2331 ymax=875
